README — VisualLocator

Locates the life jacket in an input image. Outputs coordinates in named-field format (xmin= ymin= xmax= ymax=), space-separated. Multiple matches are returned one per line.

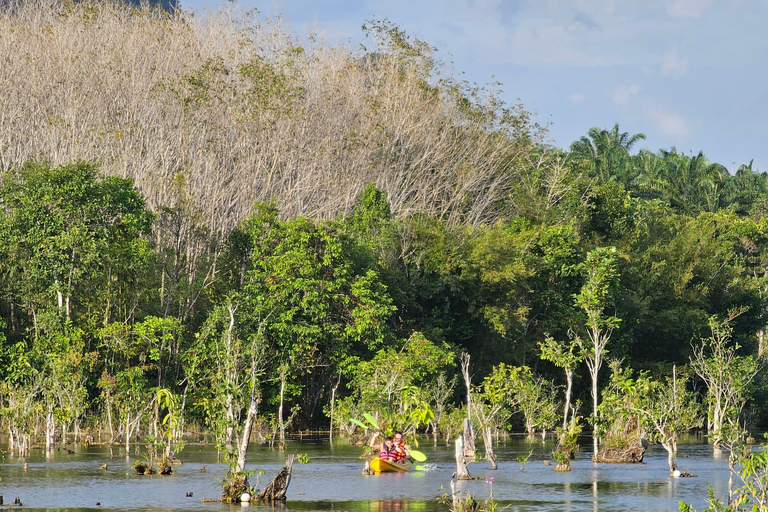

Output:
xmin=380 ymin=443 xmax=397 ymax=461
xmin=394 ymin=442 xmax=407 ymax=462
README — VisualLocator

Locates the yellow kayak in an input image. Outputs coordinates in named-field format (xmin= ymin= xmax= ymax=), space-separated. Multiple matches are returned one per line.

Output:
xmin=369 ymin=458 xmax=412 ymax=473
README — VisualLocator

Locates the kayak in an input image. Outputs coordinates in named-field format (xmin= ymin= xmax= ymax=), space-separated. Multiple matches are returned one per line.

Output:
xmin=369 ymin=458 xmax=412 ymax=473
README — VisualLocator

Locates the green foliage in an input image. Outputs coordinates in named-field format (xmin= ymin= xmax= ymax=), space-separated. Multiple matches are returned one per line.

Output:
xmin=691 ymin=314 xmax=761 ymax=447
xmin=0 ymin=161 xmax=153 ymax=331
xmin=517 ymin=450 xmax=533 ymax=471
xmin=5 ymin=4 xmax=768 ymax=459
xmin=570 ymin=123 xmax=646 ymax=186
xmin=336 ymin=331 xmax=454 ymax=436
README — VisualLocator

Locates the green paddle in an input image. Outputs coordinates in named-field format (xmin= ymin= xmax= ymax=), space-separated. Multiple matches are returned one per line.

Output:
xmin=362 ymin=413 xmax=381 ymax=431
xmin=409 ymin=449 xmax=427 ymax=462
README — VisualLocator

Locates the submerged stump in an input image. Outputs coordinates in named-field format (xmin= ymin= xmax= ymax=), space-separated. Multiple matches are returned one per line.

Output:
xmin=221 ymin=474 xmax=251 ymax=503
xmin=593 ymin=439 xmax=648 ymax=463
xmin=134 ymin=462 xmax=157 ymax=475
xmin=454 ymin=435 xmax=471 ymax=480
xmin=256 ymin=455 xmax=294 ymax=501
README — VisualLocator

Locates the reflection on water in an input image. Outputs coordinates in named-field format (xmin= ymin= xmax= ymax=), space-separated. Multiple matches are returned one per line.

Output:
xmin=0 ymin=433 xmax=736 ymax=511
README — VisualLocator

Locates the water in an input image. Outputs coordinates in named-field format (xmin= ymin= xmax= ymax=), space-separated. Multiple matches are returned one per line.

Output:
xmin=0 ymin=434 xmax=733 ymax=511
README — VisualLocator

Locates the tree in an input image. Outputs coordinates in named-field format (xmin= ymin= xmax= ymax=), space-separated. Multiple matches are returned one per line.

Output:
xmin=539 ymin=332 xmax=583 ymax=430
xmin=570 ymin=124 xmax=645 ymax=186
xmin=633 ymin=367 xmax=701 ymax=475
xmin=574 ymin=246 xmax=621 ymax=454
xmin=470 ymin=363 xmax=519 ymax=469
xmin=691 ymin=314 xmax=761 ymax=448
xmin=513 ymin=367 xmax=559 ymax=436
xmin=335 ymin=332 xmax=455 ymax=437
xmin=0 ymin=161 xmax=153 ymax=331
xmin=239 ymin=205 xmax=395 ymax=443
xmin=638 ymin=149 xmax=728 ymax=215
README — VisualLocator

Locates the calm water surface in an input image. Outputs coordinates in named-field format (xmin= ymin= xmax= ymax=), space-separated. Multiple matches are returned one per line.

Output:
xmin=0 ymin=434 xmax=734 ymax=512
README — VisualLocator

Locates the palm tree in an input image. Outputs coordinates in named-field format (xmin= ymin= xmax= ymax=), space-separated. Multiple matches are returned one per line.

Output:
xmin=651 ymin=149 xmax=727 ymax=215
xmin=724 ymin=160 xmax=768 ymax=216
xmin=570 ymin=124 xmax=646 ymax=186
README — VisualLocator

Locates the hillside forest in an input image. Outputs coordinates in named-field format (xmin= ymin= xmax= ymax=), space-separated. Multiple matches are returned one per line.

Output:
xmin=2 ymin=1 xmax=768 ymax=475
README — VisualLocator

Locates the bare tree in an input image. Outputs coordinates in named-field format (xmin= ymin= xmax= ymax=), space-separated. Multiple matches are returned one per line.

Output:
xmin=0 ymin=1 xmax=548 ymax=237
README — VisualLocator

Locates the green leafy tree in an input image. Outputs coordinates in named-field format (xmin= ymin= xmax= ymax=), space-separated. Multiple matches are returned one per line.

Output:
xmin=336 ymin=331 xmax=455 ymax=436
xmin=633 ymin=368 xmax=702 ymax=475
xmin=570 ymin=124 xmax=646 ymax=186
xmin=0 ymin=161 xmax=153 ymax=331
xmin=691 ymin=314 xmax=761 ymax=448
xmin=539 ymin=333 xmax=583 ymax=430
xmin=574 ymin=246 xmax=621 ymax=454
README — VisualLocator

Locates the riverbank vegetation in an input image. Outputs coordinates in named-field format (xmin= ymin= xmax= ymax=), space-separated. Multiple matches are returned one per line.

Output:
xmin=2 ymin=1 xmax=768 ymax=485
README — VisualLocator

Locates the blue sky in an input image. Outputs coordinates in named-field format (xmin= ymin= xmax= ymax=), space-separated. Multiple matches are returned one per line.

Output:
xmin=181 ymin=0 xmax=768 ymax=173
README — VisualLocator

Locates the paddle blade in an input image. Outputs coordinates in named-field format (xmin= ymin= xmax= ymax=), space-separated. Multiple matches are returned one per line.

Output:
xmin=350 ymin=418 xmax=368 ymax=430
xmin=409 ymin=449 xmax=427 ymax=462
xmin=363 ymin=413 xmax=381 ymax=431
xmin=414 ymin=464 xmax=425 ymax=471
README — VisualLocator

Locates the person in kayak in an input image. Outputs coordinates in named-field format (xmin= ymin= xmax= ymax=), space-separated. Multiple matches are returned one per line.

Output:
xmin=379 ymin=436 xmax=398 ymax=462
xmin=393 ymin=431 xmax=410 ymax=463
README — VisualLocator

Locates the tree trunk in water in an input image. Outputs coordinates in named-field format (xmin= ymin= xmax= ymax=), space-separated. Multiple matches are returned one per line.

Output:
xmin=728 ymin=456 xmax=736 ymax=505
xmin=462 ymin=418 xmax=475 ymax=459
xmin=329 ymin=372 xmax=341 ymax=444
xmin=46 ymin=409 xmax=55 ymax=457
xmin=592 ymin=374 xmax=599 ymax=455
xmin=563 ymin=369 xmax=573 ymax=431
xmin=125 ymin=413 xmax=131 ymax=454
xmin=225 ymin=301 xmax=237 ymax=451
xmin=278 ymin=371 xmax=286 ymax=451
xmin=235 ymin=397 xmax=258 ymax=474
xmin=454 ymin=435 xmax=471 ymax=480
xmin=664 ymin=443 xmax=678 ymax=475
xmin=256 ymin=455 xmax=294 ymax=501
xmin=105 ymin=391 xmax=114 ymax=439
xmin=461 ymin=354 xmax=472 ymax=422
xmin=482 ymin=426 xmax=497 ymax=470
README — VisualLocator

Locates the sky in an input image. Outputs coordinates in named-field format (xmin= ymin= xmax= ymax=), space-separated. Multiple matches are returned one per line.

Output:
xmin=180 ymin=0 xmax=768 ymax=173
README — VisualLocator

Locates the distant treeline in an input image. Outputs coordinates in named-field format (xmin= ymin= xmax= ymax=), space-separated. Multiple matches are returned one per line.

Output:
xmin=1 ymin=1 xmax=768 ymax=453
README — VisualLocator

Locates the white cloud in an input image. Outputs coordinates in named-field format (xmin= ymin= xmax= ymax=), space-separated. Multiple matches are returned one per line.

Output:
xmin=613 ymin=84 xmax=640 ymax=106
xmin=569 ymin=93 xmax=586 ymax=105
xmin=661 ymin=47 xmax=689 ymax=77
xmin=666 ymin=0 xmax=716 ymax=18
xmin=647 ymin=108 xmax=691 ymax=138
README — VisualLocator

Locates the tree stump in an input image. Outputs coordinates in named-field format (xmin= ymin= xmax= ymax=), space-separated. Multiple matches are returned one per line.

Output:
xmin=256 ymin=455 xmax=294 ymax=501
xmin=593 ymin=438 xmax=648 ymax=463
xmin=462 ymin=419 xmax=475 ymax=459
xmin=455 ymin=436 xmax=471 ymax=480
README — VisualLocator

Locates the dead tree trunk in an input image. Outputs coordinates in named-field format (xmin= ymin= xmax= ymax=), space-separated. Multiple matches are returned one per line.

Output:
xmin=329 ymin=371 xmax=341 ymax=443
xmin=460 ymin=354 xmax=475 ymax=460
xmin=45 ymin=409 xmax=55 ymax=458
xmin=454 ymin=435 xmax=471 ymax=480
xmin=257 ymin=455 xmax=294 ymax=501
xmin=462 ymin=418 xmax=475 ymax=460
